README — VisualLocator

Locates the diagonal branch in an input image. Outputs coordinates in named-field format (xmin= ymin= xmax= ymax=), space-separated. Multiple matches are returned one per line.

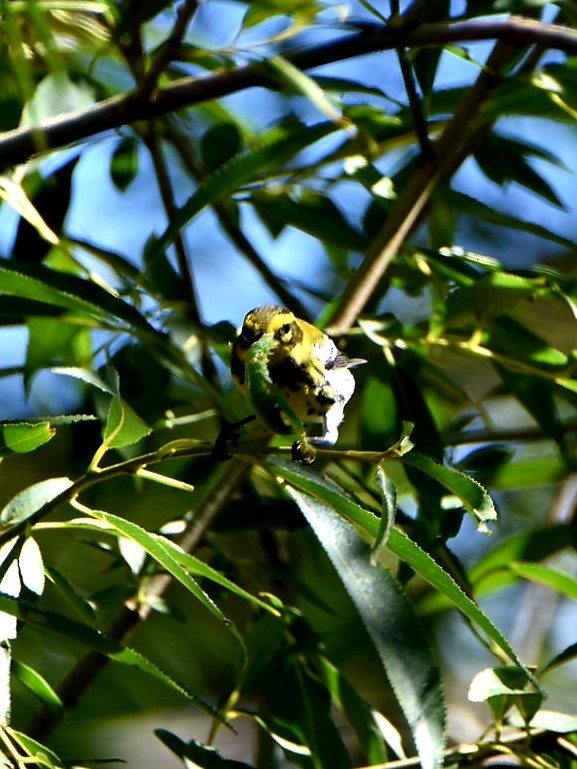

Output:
xmin=1 ymin=17 xmax=577 ymax=168
xmin=326 ymin=39 xmax=516 ymax=334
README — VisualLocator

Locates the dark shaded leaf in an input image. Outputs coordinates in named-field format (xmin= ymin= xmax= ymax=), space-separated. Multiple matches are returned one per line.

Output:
xmin=288 ymin=486 xmax=446 ymax=769
xmin=110 ymin=136 xmax=138 ymax=191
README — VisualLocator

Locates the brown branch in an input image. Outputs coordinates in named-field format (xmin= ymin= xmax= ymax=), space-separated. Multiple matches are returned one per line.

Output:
xmin=326 ymin=39 xmax=516 ymax=333
xmin=1 ymin=17 xmax=576 ymax=168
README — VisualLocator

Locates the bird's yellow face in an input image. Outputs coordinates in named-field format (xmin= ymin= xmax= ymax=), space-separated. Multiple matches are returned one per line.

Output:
xmin=230 ymin=305 xmax=359 ymax=445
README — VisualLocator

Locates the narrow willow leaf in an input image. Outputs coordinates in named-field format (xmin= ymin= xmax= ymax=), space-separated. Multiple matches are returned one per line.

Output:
xmin=266 ymin=55 xmax=350 ymax=129
xmin=371 ymin=466 xmax=396 ymax=565
xmin=469 ymin=666 xmax=532 ymax=702
xmin=443 ymin=188 xmax=577 ymax=251
xmin=0 ymin=259 xmax=154 ymax=333
xmin=18 ymin=537 xmax=44 ymax=595
xmin=539 ymin=643 xmax=577 ymax=676
xmin=200 ymin=123 xmax=242 ymax=173
xmin=45 ymin=565 xmax=97 ymax=624
xmin=508 ymin=710 xmax=577 ymax=733
xmin=0 ymin=175 xmax=59 ymax=246
xmin=0 ymin=477 xmax=73 ymax=529
xmin=156 ymin=729 xmax=254 ymax=768
xmin=11 ymin=660 xmax=63 ymax=714
xmin=399 ymin=453 xmax=497 ymax=533
xmin=252 ymin=189 xmax=367 ymax=251
xmin=51 ymin=366 xmax=114 ymax=394
xmin=63 ymin=516 xmax=275 ymax=615
xmin=83 ymin=509 xmax=246 ymax=651
xmin=510 ymin=562 xmax=577 ymax=600
xmin=0 ymin=643 xmax=10 ymax=725
xmin=0 ymin=422 xmax=55 ymax=456
xmin=0 ymin=593 xmax=218 ymax=715
xmin=287 ymin=486 xmax=446 ymax=769
xmin=272 ymin=460 xmax=537 ymax=687
xmin=319 ymin=658 xmax=389 ymax=763
xmin=152 ymin=122 xmax=338 ymax=257
xmin=6 ymin=729 xmax=65 ymax=769
xmin=110 ymin=136 xmax=138 ymax=191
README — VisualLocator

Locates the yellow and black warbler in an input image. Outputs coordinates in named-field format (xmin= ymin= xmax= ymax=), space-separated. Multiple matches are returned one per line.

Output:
xmin=230 ymin=305 xmax=363 ymax=448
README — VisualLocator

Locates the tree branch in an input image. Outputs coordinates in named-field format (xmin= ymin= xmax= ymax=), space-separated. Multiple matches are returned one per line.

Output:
xmin=1 ymin=17 xmax=576 ymax=168
xmin=326 ymin=38 xmax=516 ymax=333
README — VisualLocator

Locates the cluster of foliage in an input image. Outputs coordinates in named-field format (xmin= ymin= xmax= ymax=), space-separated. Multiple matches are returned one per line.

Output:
xmin=1 ymin=0 xmax=577 ymax=767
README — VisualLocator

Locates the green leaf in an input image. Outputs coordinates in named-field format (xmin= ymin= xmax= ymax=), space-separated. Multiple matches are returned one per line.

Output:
xmin=104 ymin=391 xmax=151 ymax=449
xmin=495 ymin=366 xmax=568 ymax=454
xmin=265 ymin=55 xmax=349 ymax=128
xmin=242 ymin=0 xmax=321 ymax=28
xmin=272 ymin=460 xmax=536 ymax=686
xmin=256 ymin=648 xmax=352 ymax=769
xmin=21 ymin=73 xmax=94 ymax=125
xmin=371 ymin=466 xmax=396 ymax=564
xmin=200 ymin=123 xmax=242 ymax=173
xmin=0 ymin=477 xmax=73 ymax=529
xmin=509 ymin=562 xmax=577 ymax=600
xmin=45 ymin=565 xmax=97 ymax=624
xmin=156 ymin=730 xmax=253 ymax=768
xmin=252 ymin=189 xmax=367 ymax=251
xmin=471 ymin=525 xmax=574 ymax=596
xmin=18 ymin=536 xmax=44 ymax=595
xmin=539 ymin=643 xmax=577 ymax=676
xmin=6 ymin=729 xmax=65 ymax=769
xmin=474 ymin=132 xmax=566 ymax=207
xmin=318 ymin=658 xmax=389 ymax=764
xmin=0 ymin=421 xmax=55 ymax=456
xmin=287 ymin=485 xmax=446 ymax=769
xmin=410 ymin=0 xmax=451 ymax=95
xmin=508 ymin=709 xmax=577 ymax=733
xmin=468 ymin=665 xmax=542 ymax=726
xmin=0 ymin=296 xmax=65 ymax=324
xmin=0 ymin=592 xmax=215 ymax=712
xmin=441 ymin=188 xmax=577 ymax=251
xmin=0 ymin=259 xmax=154 ymax=333
xmin=110 ymin=136 xmax=138 ymax=191
xmin=11 ymin=659 xmax=63 ymax=714
xmin=400 ymin=452 xmax=498 ymax=533
xmin=25 ymin=316 xmax=83 ymax=387
xmin=80 ymin=509 xmax=246 ymax=650
xmin=151 ymin=122 xmax=339 ymax=257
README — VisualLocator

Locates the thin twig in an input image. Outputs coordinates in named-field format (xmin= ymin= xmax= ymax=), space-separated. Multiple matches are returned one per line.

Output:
xmin=390 ymin=0 xmax=435 ymax=161
xmin=144 ymin=128 xmax=199 ymax=315
xmin=136 ymin=0 xmax=200 ymax=96
xmin=1 ymin=18 xmax=577 ymax=167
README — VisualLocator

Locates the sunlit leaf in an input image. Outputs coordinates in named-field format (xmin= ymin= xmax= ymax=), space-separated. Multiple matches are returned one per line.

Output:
xmin=0 ymin=477 xmax=73 ymax=530
xmin=400 ymin=452 xmax=497 ymax=533
xmin=0 ymin=421 xmax=55 ymax=456
xmin=11 ymin=660 xmax=63 ymax=714
xmin=509 ymin=561 xmax=577 ymax=600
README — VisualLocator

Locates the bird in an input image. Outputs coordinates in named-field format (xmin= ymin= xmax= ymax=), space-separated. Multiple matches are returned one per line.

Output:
xmin=230 ymin=305 xmax=363 ymax=452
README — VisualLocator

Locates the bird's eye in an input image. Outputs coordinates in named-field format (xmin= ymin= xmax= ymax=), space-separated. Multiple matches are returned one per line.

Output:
xmin=278 ymin=323 xmax=294 ymax=344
